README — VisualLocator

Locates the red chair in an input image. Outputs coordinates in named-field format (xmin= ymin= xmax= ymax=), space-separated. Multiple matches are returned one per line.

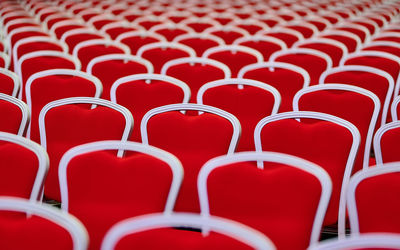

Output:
xmin=333 ymin=23 xmax=371 ymax=44
xmin=254 ymin=111 xmax=360 ymax=237
xmin=232 ymin=19 xmax=270 ymax=35
xmin=60 ymin=28 xmax=108 ymax=53
xmin=38 ymin=97 xmax=133 ymax=201
xmin=373 ymin=121 xmax=400 ymax=165
xmin=319 ymin=30 xmax=362 ymax=53
xmin=58 ymin=140 xmax=183 ymax=250
xmin=0 ymin=93 xmax=29 ymax=136
xmin=256 ymin=27 xmax=304 ymax=48
xmin=173 ymin=33 xmax=225 ymax=57
xmin=238 ymin=62 xmax=310 ymax=112
xmin=87 ymin=54 xmax=153 ymax=100
xmin=180 ymin=17 xmax=221 ymax=33
xmin=0 ymin=68 xmax=19 ymax=97
xmin=110 ymin=73 xmax=190 ymax=142
xmin=197 ymin=151 xmax=332 ymax=250
xmin=282 ymin=21 xmax=320 ymax=39
xmin=149 ymin=23 xmax=195 ymax=42
xmin=141 ymin=103 xmax=240 ymax=212
xmin=48 ymin=19 xmax=85 ymax=40
xmin=197 ymin=78 xmax=280 ymax=151
xmin=233 ymin=35 xmax=287 ymax=61
xmin=373 ymin=31 xmax=400 ymax=43
xmin=203 ymin=26 xmax=250 ymax=44
xmin=132 ymin=15 xmax=167 ymax=30
xmin=0 ymin=197 xmax=88 ymax=250
xmin=99 ymin=21 xmax=138 ymax=40
xmin=115 ymin=30 xmax=166 ymax=55
xmin=101 ymin=213 xmax=276 ymax=250
xmin=362 ymin=41 xmax=400 ymax=58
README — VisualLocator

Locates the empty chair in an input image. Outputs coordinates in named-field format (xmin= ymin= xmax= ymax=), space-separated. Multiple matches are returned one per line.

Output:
xmin=111 ymin=73 xmax=190 ymax=142
xmin=60 ymin=28 xmax=108 ymax=53
xmin=256 ymin=27 xmax=304 ymax=48
xmin=198 ymin=151 xmax=332 ymax=250
xmin=254 ymin=111 xmax=360 ymax=237
xmin=173 ymin=33 xmax=225 ymax=57
xmin=149 ymin=23 xmax=195 ymax=41
xmin=233 ymin=19 xmax=271 ymax=35
xmin=181 ymin=17 xmax=221 ymax=33
xmin=50 ymin=19 xmax=86 ymax=40
xmin=319 ymin=30 xmax=362 ymax=53
xmin=116 ymin=30 xmax=166 ymax=55
xmin=58 ymin=140 xmax=183 ymax=250
xmin=0 ymin=197 xmax=88 ymax=250
xmin=233 ymin=35 xmax=287 ymax=61
xmin=282 ymin=21 xmax=320 ymax=39
xmin=0 ymin=93 xmax=29 ymax=136
xmin=141 ymin=103 xmax=240 ymax=212
xmin=133 ymin=15 xmax=167 ymax=30
xmin=38 ymin=97 xmax=133 ymax=201
xmin=373 ymin=121 xmax=400 ymax=164
xmin=197 ymin=78 xmax=280 ymax=151
xmin=87 ymin=54 xmax=153 ymax=100
xmin=373 ymin=32 xmax=400 ymax=43
xmin=203 ymin=26 xmax=250 ymax=44
xmin=0 ymin=68 xmax=19 ymax=97
xmin=99 ymin=21 xmax=138 ymax=40
xmin=362 ymin=41 xmax=400 ymax=58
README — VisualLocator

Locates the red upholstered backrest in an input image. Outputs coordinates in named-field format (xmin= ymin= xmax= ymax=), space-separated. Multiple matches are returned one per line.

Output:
xmin=115 ymin=79 xmax=185 ymax=142
xmin=90 ymin=60 xmax=148 ymax=100
xmin=298 ymin=43 xmax=344 ymax=67
xmin=64 ymin=33 xmax=104 ymax=53
xmin=177 ymin=38 xmax=219 ymax=56
xmin=7 ymin=23 xmax=39 ymax=33
xmin=0 ymin=142 xmax=38 ymax=198
xmin=115 ymin=228 xmax=252 ymax=250
xmin=137 ymin=20 xmax=163 ymax=30
xmin=164 ymin=63 xmax=226 ymax=103
xmin=297 ymin=89 xmax=375 ymax=173
xmin=285 ymin=25 xmax=314 ymax=38
xmin=77 ymin=45 xmax=126 ymax=71
xmin=265 ymin=33 xmax=299 ymax=47
xmin=206 ymin=50 xmax=259 ymax=77
xmin=242 ymin=67 xmax=305 ymax=112
xmin=207 ymin=161 xmax=321 ymax=250
xmin=259 ymin=119 xmax=353 ymax=225
xmin=16 ymin=42 xmax=64 ymax=63
xmin=105 ymin=27 xmax=136 ymax=40
xmin=44 ymin=104 xmax=127 ymax=201
xmin=374 ymin=36 xmax=400 ymax=43
xmin=355 ymin=172 xmax=400 ymax=233
xmin=146 ymin=111 xmax=234 ymax=212
xmin=209 ymin=30 xmax=244 ymax=44
xmin=92 ymin=20 xmax=114 ymax=30
xmin=54 ymin=24 xmax=85 ymax=39
xmin=236 ymin=24 xmax=263 ymax=35
xmin=321 ymin=34 xmax=358 ymax=53
xmin=29 ymin=75 xmax=98 ymax=143
xmin=0 ymin=100 xmax=22 ymax=135
xmin=186 ymin=22 xmax=214 ymax=33
xmin=46 ymin=17 xmax=70 ymax=30
xmin=363 ymin=46 xmax=400 ymax=58
xmin=380 ymin=126 xmax=400 ymax=163
xmin=120 ymin=35 xmax=161 ymax=55
xmin=202 ymin=84 xmax=276 ymax=151
xmin=237 ymin=40 xmax=282 ymax=61
xmin=0 ymin=73 xmax=15 ymax=96
xmin=10 ymin=31 xmax=48 ymax=48
xmin=67 ymin=151 xmax=173 ymax=250
xmin=154 ymin=28 xmax=189 ymax=41
xmin=336 ymin=27 xmax=366 ymax=43
xmin=0 ymin=213 xmax=73 ymax=250
xmin=141 ymin=48 xmax=191 ymax=73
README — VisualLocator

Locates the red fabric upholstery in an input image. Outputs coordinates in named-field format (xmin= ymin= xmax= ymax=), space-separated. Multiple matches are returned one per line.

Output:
xmin=141 ymin=47 xmax=191 ymax=73
xmin=363 ymin=45 xmax=400 ymax=58
xmin=0 ymin=100 xmax=23 ymax=135
xmin=105 ymin=27 xmax=136 ymax=40
xmin=0 ymin=73 xmax=16 ymax=96
xmin=0 ymin=142 xmax=38 ymax=198
xmin=54 ymin=24 xmax=85 ymax=40
xmin=265 ymin=32 xmax=300 ymax=47
xmin=202 ymin=84 xmax=276 ymax=151
xmin=206 ymin=50 xmax=260 ymax=77
xmin=146 ymin=111 xmax=234 ymax=212
xmin=64 ymin=33 xmax=104 ymax=53
xmin=207 ymin=162 xmax=321 ymax=250
xmin=298 ymin=43 xmax=344 ymax=67
xmin=16 ymin=41 xmax=64 ymax=60
xmin=355 ymin=172 xmax=400 ymax=233
xmin=208 ymin=30 xmax=244 ymax=44
xmin=374 ymin=36 xmax=400 ymax=43
xmin=177 ymin=38 xmax=220 ymax=57
xmin=185 ymin=22 xmax=215 ymax=33
xmin=115 ymin=79 xmax=184 ymax=142
xmin=242 ymin=67 xmax=306 ymax=112
xmin=77 ymin=44 xmax=126 ymax=71
xmin=46 ymin=17 xmax=70 ymax=30
xmin=10 ymin=31 xmax=48 ymax=48
xmin=67 ymin=151 xmax=173 ymax=250
xmin=380 ymin=126 xmax=400 ymax=163
xmin=92 ymin=19 xmax=114 ymax=30
xmin=164 ymin=63 xmax=226 ymax=103
xmin=120 ymin=35 xmax=162 ymax=55
xmin=259 ymin=119 xmax=353 ymax=225
xmin=6 ymin=23 xmax=39 ymax=33
xmin=0 ymin=213 xmax=73 ymax=250
xmin=320 ymin=34 xmax=358 ymax=53
xmin=44 ymin=104 xmax=127 ymax=201
xmin=285 ymin=25 xmax=314 ymax=38
xmin=137 ymin=20 xmax=163 ymax=30
xmin=237 ymin=40 xmax=282 ymax=61
xmin=115 ymin=228 xmax=252 ymax=250
xmin=154 ymin=28 xmax=189 ymax=41
xmin=335 ymin=27 xmax=367 ymax=43
xmin=236 ymin=24 xmax=263 ymax=35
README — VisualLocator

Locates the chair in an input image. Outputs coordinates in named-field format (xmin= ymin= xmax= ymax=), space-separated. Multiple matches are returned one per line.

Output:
xmin=0 ymin=197 xmax=88 ymax=250
xmin=362 ymin=41 xmax=400 ymax=58
xmin=319 ymin=30 xmax=362 ymax=53
xmin=293 ymin=84 xmax=380 ymax=172
xmin=49 ymin=19 xmax=85 ymax=40
xmin=132 ymin=15 xmax=167 ymax=30
xmin=58 ymin=140 xmax=183 ymax=250
xmin=373 ymin=121 xmax=400 ymax=165
xmin=391 ymin=95 xmax=400 ymax=121
xmin=202 ymin=45 xmax=263 ymax=77
xmin=173 ymin=33 xmax=225 ymax=57
xmin=148 ymin=23 xmax=195 ymax=42
xmin=0 ymin=68 xmax=19 ymax=97
xmin=111 ymin=73 xmax=190 ymax=142
xmin=270 ymin=48 xmax=332 ymax=85
xmin=99 ymin=21 xmax=138 ymax=40
xmin=233 ymin=35 xmax=287 ymax=61
xmin=198 ymin=151 xmax=332 ymax=249
xmin=197 ymin=78 xmax=280 ymax=151
xmin=254 ymin=111 xmax=360 ymax=237
xmin=238 ymin=62 xmax=310 ymax=112
xmin=0 ymin=93 xmax=29 ymax=136
xmin=203 ymin=26 xmax=250 ymax=44
xmin=115 ymin=30 xmax=166 ymax=55
xmin=161 ymin=57 xmax=231 ymax=103
xmin=256 ymin=27 xmax=304 ymax=48
xmin=233 ymin=19 xmax=271 ymax=35
xmin=87 ymin=54 xmax=153 ymax=100
xmin=180 ymin=17 xmax=221 ymax=33
xmin=282 ymin=21 xmax=320 ymax=39
xmin=38 ymin=97 xmax=133 ymax=201
xmin=101 ymin=213 xmax=276 ymax=250
xmin=60 ymin=28 xmax=108 ymax=53
xmin=333 ymin=23 xmax=371 ymax=44
xmin=347 ymin=162 xmax=400 ymax=234
xmin=141 ymin=103 xmax=240 ymax=212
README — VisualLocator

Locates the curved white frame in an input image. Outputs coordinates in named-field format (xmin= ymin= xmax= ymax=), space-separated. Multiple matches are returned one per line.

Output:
xmin=238 ymin=61 xmax=311 ymax=89
xmin=254 ymin=111 xmax=361 ymax=238
xmin=86 ymin=13 xmax=118 ymax=28
xmin=363 ymin=41 xmax=400 ymax=55
xmin=335 ymin=22 xmax=372 ymax=43
xmin=374 ymin=32 xmax=400 ymax=42
xmin=197 ymin=151 xmax=332 ymax=247
xmin=391 ymin=95 xmax=400 ymax=121
xmin=283 ymin=20 xmax=320 ymax=38
xmin=132 ymin=15 xmax=168 ymax=28
xmin=141 ymin=103 xmax=241 ymax=154
xmin=0 ymin=93 xmax=29 ymax=136
xmin=173 ymin=33 xmax=226 ymax=47
xmin=347 ymin=162 xmax=400 ymax=235
xmin=197 ymin=78 xmax=281 ymax=115
xmin=6 ymin=26 xmax=49 ymax=52
xmin=373 ymin=121 xmax=400 ymax=165
xmin=72 ymin=39 xmax=131 ymax=60
xmin=35 ymin=6 xmax=59 ymax=23
xmin=59 ymin=140 xmax=183 ymax=213
xmin=0 ymin=197 xmax=88 ymax=250
xmin=207 ymin=12 xmax=241 ymax=26
xmin=160 ymin=57 xmax=231 ymax=79
xmin=115 ymin=30 xmax=167 ymax=46
xmin=101 ymin=212 xmax=276 ymax=250
xmin=0 ymin=52 xmax=10 ymax=69
xmin=3 ymin=18 xmax=38 ymax=36
xmin=232 ymin=19 xmax=271 ymax=34
xmin=148 ymin=23 xmax=196 ymax=38
xmin=320 ymin=65 xmax=395 ymax=126
xmin=110 ymin=73 xmax=191 ymax=105
xmin=303 ymin=15 xmax=333 ymax=31
xmin=0 ymin=68 xmax=19 ymax=97
xmin=257 ymin=14 xmax=287 ymax=28
xmin=352 ymin=18 xmax=380 ymax=36
xmin=49 ymin=19 xmax=84 ymax=36
xmin=180 ymin=16 xmax=222 ymax=31
xmin=202 ymin=44 xmax=264 ymax=63
xmin=293 ymin=84 xmax=380 ymax=170
xmin=43 ymin=13 xmax=72 ymax=30
xmin=99 ymin=20 xmax=140 ymax=35
xmin=269 ymin=48 xmax=333 ymax=71
xmin=293 ymin=38 xmax=349 ymax=61
xmin=320 ymin=30 xmax=362 ymax=52
xmin=0 ymin=131 xmax=48 ymax=201
xmin=87 ymin=54 xmax=154 ymax=76
xmin=256 ymin=27 xmax=305 ymax=43
xmin=38 ymin=97 xmax=133 ymax=157
xmin=60 ymin=28 xmax=110 ymax=46
xmin=137 ymin=41 xmax=196 ymax=58
xmin=234 ymin=35 xmax=287 ymax=51
xmin=203 ymin=25 xmax=250 ymax=42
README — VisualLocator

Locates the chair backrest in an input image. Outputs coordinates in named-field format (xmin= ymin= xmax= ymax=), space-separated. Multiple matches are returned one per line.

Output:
xmin=148 ymin=23 xmax=195 ymax=41
xmin=111 ymin=73 xmax=190 ymax=142
xmin=391 ymin=95 xmax=400 ymax=121
xmin=233 ymin=35 xmax=287 ymax=61
xmin=294 ymin=84 xmax=380 ymax=172
xmin=238 ymin=62 xmax=310 ymax=112
xmin=197 ymin=78 xmax=280 ymax=151
xmin=99 ymin=21 xmax=138 ymax=40
xmin=0 ymin=68 xmax=19 ymax=97
xmin=38 ymin=97 xmax=133 ymax=201
xmin=198 ymin=151 xmax=331 ymax=249
xmin=101 ymin=213 xmax=276 ymax=250
xmin=256 ymin=27 xmax=304 ymax=48
xmin=203 ymin=26 xmax=250 ymax=44
xmin=60 ymin=28 xmax=108 ymax=53
xmin=254 ymin=111 xmax=360 ymax=237
xmin=161 ymin=55 xmax=229 ymax=93
xmin=0 ymin=197 xmax=88 ymax=250
xmin=58 ymin=140 xmax=183 ymax=250
xmin=374 ymin=121 xmax=400 ymax=165
xmin=141 ymin=103 xmax=240 ymax=212
xmin=87 ymin=54 xmax=153 ymax=100
xmin=0 ymin=93 xmax=29 ymax=136
xmin=115 ymin=30 xmax=166 ymax=55
xmin=180 ymin=17 xmax=221 ymax=33
xmin=50 ymin=19 xmax=85 ymax=40
xmin=319 ymin=30 xmax=362 ymax=53
xmin=347 ymin=162 xmax=400 ymax=235
xmin=173 ymin=33 xmax=225 ymax=57
xmin=362 ymin=41 xmax=400 ymax=58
